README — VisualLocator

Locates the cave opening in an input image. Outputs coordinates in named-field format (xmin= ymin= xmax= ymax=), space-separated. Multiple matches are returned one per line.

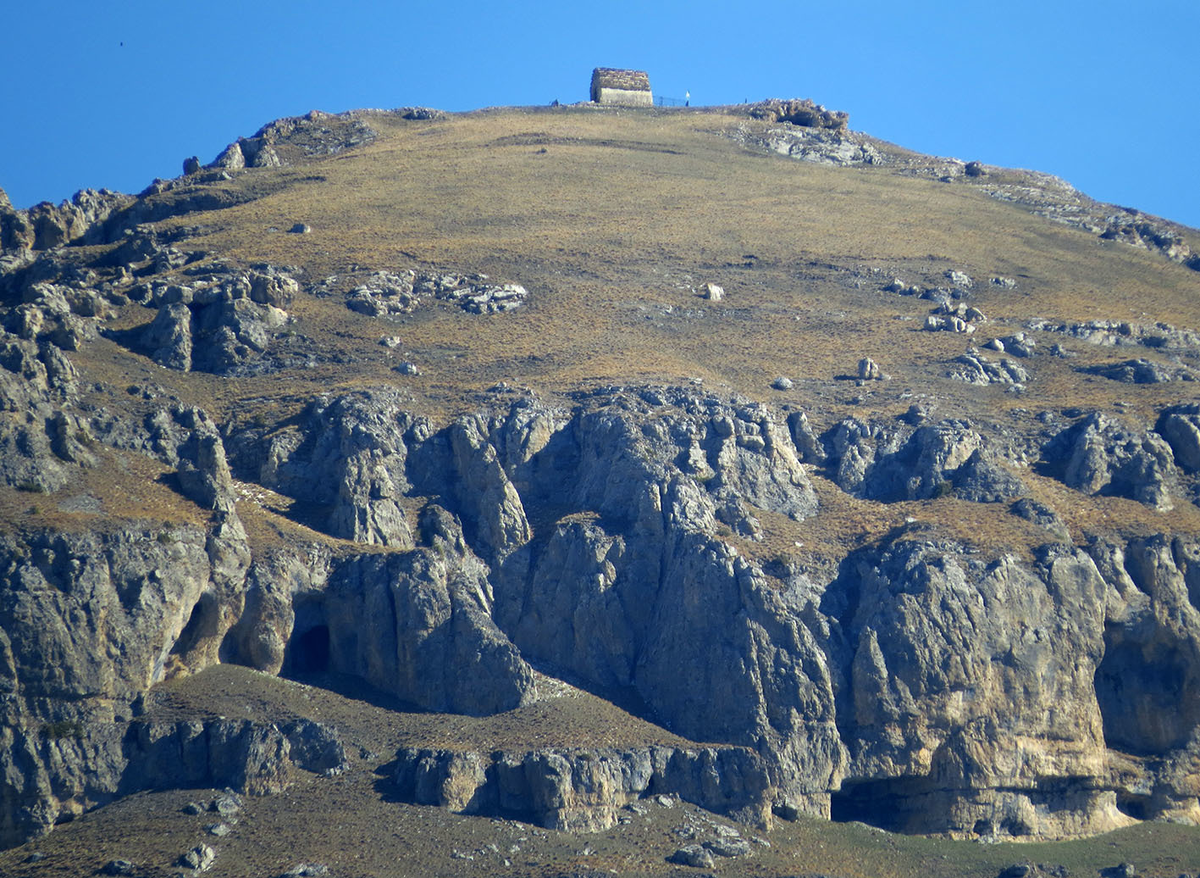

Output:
xmin=288 ymin=624 xmax=331 ymax=676
xmin=1094 ymin=628 xmax=1198 ymax=755
xmin=283 ymin=598 xmax=333 ymax=679
xmin=1115 ymin=791 xmax=1151 ymax=821
xmin=830 ymin=778 xmax=926 ymax=833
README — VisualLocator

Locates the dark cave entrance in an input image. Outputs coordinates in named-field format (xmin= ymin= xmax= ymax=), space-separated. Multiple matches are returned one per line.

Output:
xmin=1115 ymin=791 xmax=1151 ymax=821
xmin=830 ymin=778 xmax=926 ymax=833
xmin=283 ymin=598 xmax=333 ymax=678
xmin=1094 ymin=628 xmax=1198 ymax=755
xmin=290 ymin=625 xmax=331 ymax=675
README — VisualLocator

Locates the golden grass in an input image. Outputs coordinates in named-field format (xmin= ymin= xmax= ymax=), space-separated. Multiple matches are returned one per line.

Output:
xmin=136 ymin=106 xmax=1197 ymax=428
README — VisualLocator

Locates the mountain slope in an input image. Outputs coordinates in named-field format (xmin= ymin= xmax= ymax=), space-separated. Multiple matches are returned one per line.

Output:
xmin=1 ymin=102 xmax=1199 ymax=877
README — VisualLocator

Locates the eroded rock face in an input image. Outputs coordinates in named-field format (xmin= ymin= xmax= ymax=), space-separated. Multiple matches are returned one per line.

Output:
xmin=0 ymin=526 xmax=215 ymax=724
xmin=1158 ymin=404 xmax=1200 ymax=473
xmin=821 ymin=538 xmax=1119 ymax=837
xmin=822 ymin=417 xmax=1024 ymax=503
xmin=0 ymin=718 xmax=344 ymax=847
xmin=393 ymin=744 xmax=770 ymax=830
xmin=1042 ymin=412 xmax=1177 ymax=510
xmin=136 ymin=265 xmax=295 ymax=375
xmin=1 ymin=189 xmax=132 ymax=254
xmin=3 ymin=382 xmax=1200 ymax=846
xmin=317 ymin=509 xmax=535 ymax=715
xmin=257 ymin=389 xmax=418 ymax=547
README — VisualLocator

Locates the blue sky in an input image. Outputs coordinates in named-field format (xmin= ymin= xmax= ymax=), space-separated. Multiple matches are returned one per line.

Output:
xmin=3 ymin=1 xmax=1198 ymax=229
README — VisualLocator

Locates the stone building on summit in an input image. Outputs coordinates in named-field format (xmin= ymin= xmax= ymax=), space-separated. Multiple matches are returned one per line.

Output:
xmin=590 ymin=68 xmax=653 ymax=106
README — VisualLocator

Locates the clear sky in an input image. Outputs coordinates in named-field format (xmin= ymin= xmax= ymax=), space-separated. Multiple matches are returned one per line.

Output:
xmin=3 ymin=0 xmax=1198 ymax=229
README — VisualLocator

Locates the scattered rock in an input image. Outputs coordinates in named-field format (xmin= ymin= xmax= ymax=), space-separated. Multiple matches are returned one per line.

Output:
xmin=668 ymin=844 xmax=715 ymax=868
xmin=1028 ymin=318 xmax=1200 ymax=355
xmin=990 ymin=276 xmax=1017 ymax=288
xmin=400 ymin=107 xmax=444 ymax=121
xmin=276 ymin=866 xmax=329 ymax=878
xmin=345 ymin=268 xmax=528 ymax=316
xmin=209 ymin=792 xmax=242 ymax=817
xmin=746 ymin=124 xmax=880 ymax=165
xmin=902 ymin=402 xmax=934 ymax=425
xmin=924 ymin=314 xmax=976 ymax=334
xmin=1100 ymin=865 xmax=1137 ymax=878
xmin=182 ymin=157 xmax=201 ymax=176
xmin=771 ymin=376 xmax=793 ymax=390
xmin=857 ymin=357 xmax=886 ymax=381
xmin=99 ymin=860 xmax=137 ymax=876
xmin=884 ymin=277 xmax=923 ymax=296
xmin=181 ymin=802 xmax=205 ymax=815
xmin=989 ymin=332 xmax=1035 ymax=357
xmin=177 ymin=844 xmax=216 ymax=872
xmin=953 ymin=449 xmax=1028 ymax=502
xmin=704 ymin=836 xmax=753 ymax=857
xmin=935 ymin=301 xmax=987 ymax=323
xmin=948 ymin=353 xmax=1029 ymax=386
xmin=964 ymin=161 xmax=986 ymax=177
xmin=1082 ymin=358 xmax=1191 ymax=384
xmin=205 ymin=823 xmax=231 ymax=837
xmin=701 ymin=282 xmax=723 ymax=301
xmin=288 ymin=223 xmax=311 ymax=234
xmin=440 ymin=282 xmax=528 ymax=314
xmin=947 ymin=269 xmax=973 ymax=288
xmin=346 ymin=271 xmax=419 ymax=316
xmin=1010 ymin=498 xmax=1069 ymax=539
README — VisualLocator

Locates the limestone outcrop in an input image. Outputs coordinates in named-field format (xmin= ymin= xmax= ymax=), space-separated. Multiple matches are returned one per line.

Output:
xmin=0 ymin=717 xmax=344 ymax=847
xmin=1041 ymin=412 xmax=1178 ymax=510
xmin=393 ymin=744 xmax=771 ymax=831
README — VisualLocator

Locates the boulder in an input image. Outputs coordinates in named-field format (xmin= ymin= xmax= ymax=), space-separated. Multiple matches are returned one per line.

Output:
xmin=177 ymin=844 xmax=216 ymax=871
xmin=857 ymin=357 xmax=885 ymax=380
xmin=668 ymin=845 xmax=715 ymax=868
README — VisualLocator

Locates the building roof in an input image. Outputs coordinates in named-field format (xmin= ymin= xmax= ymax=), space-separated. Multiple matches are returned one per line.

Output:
xmin=591 ymin=68 xmax=651 ymax=92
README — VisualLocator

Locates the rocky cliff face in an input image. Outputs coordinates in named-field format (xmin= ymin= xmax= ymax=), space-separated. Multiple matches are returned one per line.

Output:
xmin=2 ymin=105 xmax=1200 ymax=855
xmin=3 ymin=368 xmax=1199 ymax=845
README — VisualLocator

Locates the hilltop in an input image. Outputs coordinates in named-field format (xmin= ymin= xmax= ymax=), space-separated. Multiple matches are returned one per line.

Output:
xmin=1 ymin=102 xmax=1200 ymax=877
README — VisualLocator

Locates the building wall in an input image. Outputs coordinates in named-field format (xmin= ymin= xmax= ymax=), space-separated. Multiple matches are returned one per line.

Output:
xmin=594 ymin=87 xmax=653 ymax=107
